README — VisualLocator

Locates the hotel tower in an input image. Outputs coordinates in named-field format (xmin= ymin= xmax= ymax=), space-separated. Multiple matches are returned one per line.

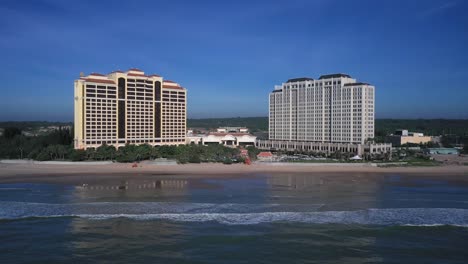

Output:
xmin=74 ymin=69 xmax=187 ymax=149
xmin=268 ymin=74 xmax=374 ymax=144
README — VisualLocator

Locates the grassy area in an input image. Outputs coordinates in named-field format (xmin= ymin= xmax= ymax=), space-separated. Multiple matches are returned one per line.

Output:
xmin=378 ymin=159 xmax=441 ymax=167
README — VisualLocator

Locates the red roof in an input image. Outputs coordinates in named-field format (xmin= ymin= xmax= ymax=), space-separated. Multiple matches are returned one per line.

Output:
xmin=89 ymin=72 xmax=105 ymax=76
xmin=80 ymin=78 xmax=115 ymax=84
xmin=128 ymin=68 xmax=143 ymax=72
xmin=257 ymin=152 xmax=273 ymax=157
xmin=164 ymin=80 xmax=176 ymax=83
xmin=148 ymin=74 xmax=161 ymax=77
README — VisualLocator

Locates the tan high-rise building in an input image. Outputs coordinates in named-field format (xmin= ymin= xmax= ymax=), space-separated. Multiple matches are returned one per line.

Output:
xmin=74 ymin=68 xmax=187 ymax=149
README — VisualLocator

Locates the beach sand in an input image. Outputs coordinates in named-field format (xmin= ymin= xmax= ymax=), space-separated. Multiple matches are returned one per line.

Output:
xmin=0 ymin=162 xmax=467 ymax=184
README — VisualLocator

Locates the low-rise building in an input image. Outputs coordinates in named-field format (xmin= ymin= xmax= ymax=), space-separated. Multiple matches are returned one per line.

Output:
xmin=386 ymin=130 xmax=432 ymax=146
xmin=257 ymin=151 xmax=274 ymax=161
xmin=187 ymin=127 xmax=257 ymax=147
xmin=256 ymin=140 xmax=391 ymax=157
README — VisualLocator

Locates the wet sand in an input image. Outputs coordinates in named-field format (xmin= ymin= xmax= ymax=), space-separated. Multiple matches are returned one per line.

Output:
xmin=0 ymin=162 xmax=467 ymax=184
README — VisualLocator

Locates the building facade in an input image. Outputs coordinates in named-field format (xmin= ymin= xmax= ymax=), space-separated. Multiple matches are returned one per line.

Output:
xmin=269 ymin=74 xmax=375 ymax=144
xmin=386 ymin=130 xmax=432 ymax=146
xmin=74 ymin=69 xmax=187 ymax=149
xmin=186 ymin=127 xmax=256 ymax=147
xmin=256 ymin=140 xmax=391 ymax=156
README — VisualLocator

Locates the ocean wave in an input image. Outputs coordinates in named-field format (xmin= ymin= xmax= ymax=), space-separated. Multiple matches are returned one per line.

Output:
xmin=0 ymin=201 xmax=324 ymax=218
xmin=0 ymin=202 xmax=467 ymax=226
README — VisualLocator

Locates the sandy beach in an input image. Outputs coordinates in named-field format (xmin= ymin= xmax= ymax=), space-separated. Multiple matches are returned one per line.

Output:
xmin=1 ymin=162 xmax=467 ymax=184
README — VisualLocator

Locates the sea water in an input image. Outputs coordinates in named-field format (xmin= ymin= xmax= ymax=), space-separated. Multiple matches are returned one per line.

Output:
xmin=1 ymin=174 xmax=468 ymax=263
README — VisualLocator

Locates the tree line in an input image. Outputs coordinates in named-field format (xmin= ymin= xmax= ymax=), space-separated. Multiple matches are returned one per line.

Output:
xmin=0 ymin=126 xmax=260 ymax=163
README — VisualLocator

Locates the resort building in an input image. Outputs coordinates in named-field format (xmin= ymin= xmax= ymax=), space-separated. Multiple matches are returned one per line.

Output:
xmin=186 ymin=127 xmax=256 ymax=147
xmin=261 ymin=73 xmax=390 ymax=156
xmin=269 ymin=74 xmax=374 ymax=144
xmin=256 ymin=139 xmax=391 ymax=157
xmin=74 ymin=69 xmax=187 ymax=149
xmin=386 ymin=130 xmax=432 ymax=146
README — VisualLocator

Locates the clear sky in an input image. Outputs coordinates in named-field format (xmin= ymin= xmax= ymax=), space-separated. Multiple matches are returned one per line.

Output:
xmin=0 ymin=0 xmax=467 ymax=121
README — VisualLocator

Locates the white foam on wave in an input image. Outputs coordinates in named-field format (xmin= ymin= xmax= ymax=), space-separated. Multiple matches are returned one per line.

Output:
xmin=1 ymin=201 xmax=467 ymax=226
xmin=0 ymin=201 xmax=323 ymax=218
xmin=73 ymin=210 xmax=468 ymax=226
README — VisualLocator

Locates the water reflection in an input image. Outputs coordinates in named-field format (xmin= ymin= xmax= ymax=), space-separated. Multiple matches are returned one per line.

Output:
xmin=72 ymin=179 xmax=189 ymax=202
xmin=2 ymin=174 xmax=468 ymax=263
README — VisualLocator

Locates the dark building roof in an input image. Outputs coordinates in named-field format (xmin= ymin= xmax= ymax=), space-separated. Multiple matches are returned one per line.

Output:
xmin=286 ymin=77 xmax=314 ymax=83
xmin=318 ymin=73 xmax=351 ymax=79
xmin=343 ymin=82 xmax=370 ymax=86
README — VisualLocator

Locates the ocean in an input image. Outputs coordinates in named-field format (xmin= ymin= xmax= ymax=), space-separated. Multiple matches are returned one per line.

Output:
xmin=1 ymin=173 xmax=468 ymax=263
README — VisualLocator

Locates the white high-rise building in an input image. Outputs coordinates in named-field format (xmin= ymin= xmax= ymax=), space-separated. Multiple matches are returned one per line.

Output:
xmin=268 ymin=74 xmax=374 ymax=144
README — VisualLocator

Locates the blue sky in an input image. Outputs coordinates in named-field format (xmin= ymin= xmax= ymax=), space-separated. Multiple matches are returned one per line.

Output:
xmin=0 ymin=0 xmax=467 ymax=121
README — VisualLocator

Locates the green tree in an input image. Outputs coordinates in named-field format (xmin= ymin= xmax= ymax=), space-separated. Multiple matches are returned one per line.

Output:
xmin=246 ymin=146 xmax=260 ymax=160
xmin=86 ymin=148 xmax=96 ymax=160
xmin=96 ymin=144 xmax=116 ymax=160
xmin=70 ymin=149 xmax=87 ymax=161
xmin=3 ymin=127 xmax=22 ymax=139
xmin=35 ymin=150 xmax=50 ymax=161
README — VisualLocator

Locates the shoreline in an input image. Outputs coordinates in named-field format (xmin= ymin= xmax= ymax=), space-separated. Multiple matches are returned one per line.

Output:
xmin=0 ymin=162 xmax=467 ymax=185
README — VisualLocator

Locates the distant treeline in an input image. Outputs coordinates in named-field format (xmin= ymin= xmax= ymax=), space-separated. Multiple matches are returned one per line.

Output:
xmin=375 ymin=119 xmax=468 ymax=137
xmin=0 ymin=121 xmax=72 ymax=130
xmin=188 ymin=117 xmax=268 ymax=132
xmin=188 ymin=117 xmax=468 ymax=136
xmin=2 ymin=118 xmax=467 ymax=136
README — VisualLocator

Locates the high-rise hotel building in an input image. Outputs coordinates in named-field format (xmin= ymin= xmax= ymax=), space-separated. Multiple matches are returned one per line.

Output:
xmin=74 ymin=69 xmax=187 ymax=149
xmin=269 ymin=74 xmax=374 ymax=144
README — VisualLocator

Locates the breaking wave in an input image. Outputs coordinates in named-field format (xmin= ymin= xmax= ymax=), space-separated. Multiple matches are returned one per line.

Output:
xmin=1 ymin=202 xmax=467 ymax=226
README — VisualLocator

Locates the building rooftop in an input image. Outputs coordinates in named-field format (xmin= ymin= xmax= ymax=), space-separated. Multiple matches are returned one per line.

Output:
xmin=127 ymin=72 xmax=146 ymax=77
xmin=208 ymin=132 xmax=251 ymax=137
xmin=79 ymin=78 xmax=115 ymax=84
xmin=89 ymin=72 xmax=106 ymax=76
xmin=318 ymin=73 xmax=351 ymax=79
xmin=286 ymin=77 xmax=314 ymax=83
xmin=343 ymin=82 xmax=370 ymax=86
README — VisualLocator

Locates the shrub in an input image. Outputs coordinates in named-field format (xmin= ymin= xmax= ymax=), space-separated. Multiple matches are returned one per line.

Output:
xmin=35 ymin=150 xmax=50 ymax=161
xmin=70 ymin=149 xmax=87 ymax=161
xmin=223 ymin=158 xmax=233 ymax=165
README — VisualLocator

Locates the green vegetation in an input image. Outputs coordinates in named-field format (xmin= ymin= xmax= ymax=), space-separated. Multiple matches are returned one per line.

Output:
xmin=0 ymin=127 xmax=73 ymax=160
xmin=187 ymin=117 xmax=268 ymax=132
xmin=3 ymin=118 xmax=467 ymax=137
xmin=1 ymin=118 xmax=466 ymax=164
xmin=0 ymin=127 xmax=243 ymax=164
xmin=0 ymin=121 xmax=72 ymax=130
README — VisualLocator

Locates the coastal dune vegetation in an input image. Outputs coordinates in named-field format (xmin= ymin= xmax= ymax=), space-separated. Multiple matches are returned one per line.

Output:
xmin=0 ymin=126 xmax=260 ymax=163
